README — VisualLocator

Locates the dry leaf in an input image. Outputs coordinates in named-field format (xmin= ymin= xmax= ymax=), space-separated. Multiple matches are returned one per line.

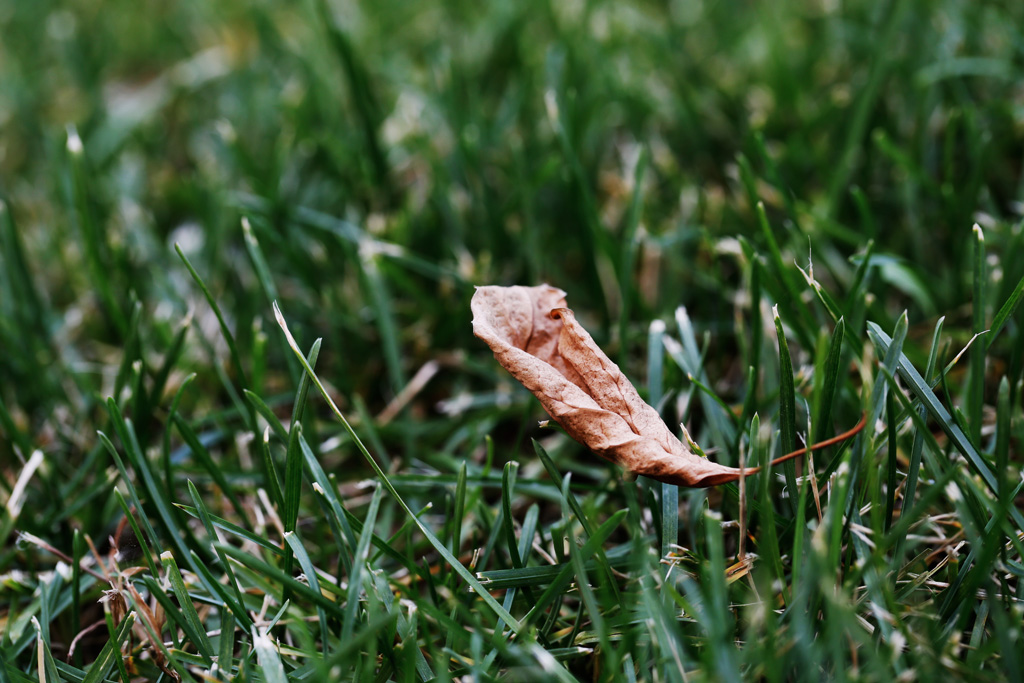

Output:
xmin=471 ymin=284 xmax=864 ymax=488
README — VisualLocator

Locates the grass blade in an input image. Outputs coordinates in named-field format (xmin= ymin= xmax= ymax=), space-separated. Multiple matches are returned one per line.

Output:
xmin=342 ymin=483 xmax=383 ymax=643
xmin=241 ymin=217 xmax=281 ymax=308
xmin=752 ymin=413 xmax=785 ymax=600
xmin=251 ymin=628 xmax=288 ymax=683
xmin=283 ymin=531 xmax=329 ymax=656
xmin=560 ymin=474 xmax=609 ymax=660
xmin=244 ymin=390 xmax=288 ymax=441
xmin=80 ymin=613 xmax=134 ymax=683
xmin=175 ymin=243 xmax=256 ymax=430
xmin=273 ymin=302 xmax=522 ymax=631
xmin=867 ymin=322 xmax=1024 ymax=532
xmin=186 ymin=480 xmax=254 ymax=630
xmin=903 ymin=315 xmax=944 ymax=512
xmin=65 ymin=129 xmax=126 ymax=336
xmin=669 ymin=307 xmax=737 ymax=451
xmin=519 ymin=509 xmax=628 ymax=630
xmin=757 ymin=203 xmax=814 ymax=349
xmin=988 ymin=269 xmax=1024 ymax=347
xmin=617 ymin=146 xmax=649 ymax=367
xmin=102 ymin=399 xmax=195 ymax=563
xmin=648 ymin=318 xmax=678 ymax=567
xmin=172 ymin=412 xmax=245 ymax=517
xmin=995 ymin=376 xmax=1010 ymax=500
xmin=884 ymin=389 xmax=897 ymax=532
xmin=968 ymin=224 xmax=986 ymax=443
xmin=175 ymin=503 xmax=283 ymax=555
xmin=773 ymin=305 xmax=799 ymax=512
xmin=814 ymin=317 xmax=846 ymax=444
xmin=260 ymin=427 xmax=285 ymax=513
xmin=143 ymin=572 xmax=212 ymax=664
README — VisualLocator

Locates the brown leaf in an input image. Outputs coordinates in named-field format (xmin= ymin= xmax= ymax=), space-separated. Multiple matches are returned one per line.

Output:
xmin=471 ymin=284 xmax=865 ymax=487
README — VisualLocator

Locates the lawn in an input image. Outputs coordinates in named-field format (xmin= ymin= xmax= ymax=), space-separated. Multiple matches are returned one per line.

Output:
xmin=1 ymin=0 xmax=1023 ymax=680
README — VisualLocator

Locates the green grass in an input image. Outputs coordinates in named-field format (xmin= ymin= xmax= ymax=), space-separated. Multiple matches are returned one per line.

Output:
xmin=2 ymin=0 xmax=1024 ymax=680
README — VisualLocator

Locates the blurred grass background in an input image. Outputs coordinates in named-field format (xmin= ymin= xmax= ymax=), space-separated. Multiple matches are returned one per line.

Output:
xmin=2 ymin=0 xmax=1024 ymax=680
